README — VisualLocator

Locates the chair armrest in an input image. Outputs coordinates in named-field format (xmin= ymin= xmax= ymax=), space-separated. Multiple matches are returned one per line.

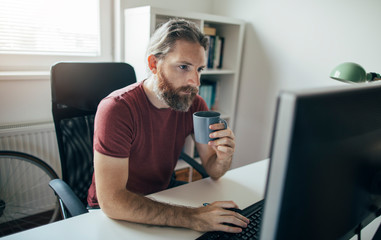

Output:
xmin=49 ymin=179 xmax=88 ymax=218
xmin=179 ymin=152 xmax=209 ymax=178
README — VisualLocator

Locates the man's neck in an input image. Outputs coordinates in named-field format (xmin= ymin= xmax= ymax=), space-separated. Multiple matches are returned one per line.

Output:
xmin=143 ymin=76 xmax=169 ymax=109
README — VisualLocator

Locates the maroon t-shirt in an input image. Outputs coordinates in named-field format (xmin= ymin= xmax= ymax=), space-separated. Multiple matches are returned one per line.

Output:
xmin=87 ymin=81 xmax=208 ymax=207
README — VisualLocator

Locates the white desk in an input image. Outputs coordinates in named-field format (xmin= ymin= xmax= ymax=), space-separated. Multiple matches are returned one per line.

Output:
xmin=3 ymin=160 xmax=268 ymax=240
xmin=3 ymin=159 xmax=380 ymax=240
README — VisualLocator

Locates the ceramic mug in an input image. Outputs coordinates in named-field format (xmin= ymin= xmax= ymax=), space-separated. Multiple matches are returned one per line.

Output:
xmin=193 ymin=111 xmax=228 ymax=144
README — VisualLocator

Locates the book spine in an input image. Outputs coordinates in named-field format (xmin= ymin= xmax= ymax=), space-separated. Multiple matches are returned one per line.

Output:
xmin=218 ymin=37 xmax=224 ymax=69
xmin=207 ymin=35 xmax=215 ymax=69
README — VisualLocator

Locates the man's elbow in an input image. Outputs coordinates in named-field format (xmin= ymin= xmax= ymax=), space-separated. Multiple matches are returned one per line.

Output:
xmin=98 ymin=198 xmax=117 ymax=219
xmin=97 ymin=193 xmax=126 ymax=220
xmin=208 ymin=171 xmax=225 ymax=181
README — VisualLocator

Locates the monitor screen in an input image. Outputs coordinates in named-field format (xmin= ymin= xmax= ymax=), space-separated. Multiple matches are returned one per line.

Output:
xmin=260 ymin=83 xmax=381 ymax=240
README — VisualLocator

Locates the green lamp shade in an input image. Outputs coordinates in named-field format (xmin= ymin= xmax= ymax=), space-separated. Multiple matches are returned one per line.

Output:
xmin=330 ymin=62 xmax=367 ymax=83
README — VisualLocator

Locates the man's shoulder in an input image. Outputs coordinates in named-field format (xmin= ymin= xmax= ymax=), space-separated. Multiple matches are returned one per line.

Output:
xmin=100 ymin=81 xmax=143 ymax=104
xmin=98 ymin=82 xmax=143 ymax=110
xmin=109 ymin=81 xmax=141 ymax=98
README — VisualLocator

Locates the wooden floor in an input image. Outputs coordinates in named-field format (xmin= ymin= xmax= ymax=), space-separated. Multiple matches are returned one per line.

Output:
xmin=175 ymin=167 xmax=202 ymax=182
xmin=0 ymin=209 xmax=62 ymax=237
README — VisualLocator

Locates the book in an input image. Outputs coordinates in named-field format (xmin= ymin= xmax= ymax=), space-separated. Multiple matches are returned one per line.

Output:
xmin=207 ymin=35 xmax=215 ymax=69
xmin=203 ymin=26 xmax=216 ymax=36
xmin=217 ymin=37 xmax=224 ymax=69
xmin=213 ymin=36 xmax=221 ymax=69
xmin=199 ymin=80 xmax=217 ymax=110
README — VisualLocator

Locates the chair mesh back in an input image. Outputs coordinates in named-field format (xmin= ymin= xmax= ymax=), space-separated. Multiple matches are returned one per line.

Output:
xmin=60 ymin=115 xmax=95 ymax=203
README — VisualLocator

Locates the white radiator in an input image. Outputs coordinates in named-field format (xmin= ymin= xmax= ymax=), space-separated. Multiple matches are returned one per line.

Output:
xmin=0 ymin=122 xmax=62 ymax=223
xmin=0 ymin=122 xmax=61 ymax=176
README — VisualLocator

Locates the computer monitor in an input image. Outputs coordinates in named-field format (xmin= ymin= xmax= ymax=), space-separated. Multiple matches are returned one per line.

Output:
xmin=260 ymin=83 xmax=381 ymax=239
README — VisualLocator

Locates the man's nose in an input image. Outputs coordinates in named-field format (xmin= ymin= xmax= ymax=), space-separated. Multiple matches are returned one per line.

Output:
xmin=188 ymin=70 xmax=201 ymax=87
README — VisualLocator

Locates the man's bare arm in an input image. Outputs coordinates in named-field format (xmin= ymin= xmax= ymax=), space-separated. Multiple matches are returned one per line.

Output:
xmin=94 ymin=150 xmax=248 ymax=232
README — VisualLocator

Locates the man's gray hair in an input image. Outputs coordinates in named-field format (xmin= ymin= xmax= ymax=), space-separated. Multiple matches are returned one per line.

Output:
xmin=146 ymin=19 xmax=209 ymax=61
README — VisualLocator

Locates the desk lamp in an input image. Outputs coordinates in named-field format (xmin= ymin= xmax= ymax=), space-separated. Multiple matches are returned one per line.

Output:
xmin=330 ymin=62 xmax=381 ymax=83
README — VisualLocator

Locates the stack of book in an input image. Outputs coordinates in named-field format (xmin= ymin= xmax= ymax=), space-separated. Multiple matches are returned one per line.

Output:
xmin=204 ymin=26 xmax=224 ymax=69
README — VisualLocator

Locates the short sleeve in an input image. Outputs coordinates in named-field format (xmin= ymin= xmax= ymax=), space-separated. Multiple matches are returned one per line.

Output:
xmin=93 ymin=97 xmax=134 ymax=158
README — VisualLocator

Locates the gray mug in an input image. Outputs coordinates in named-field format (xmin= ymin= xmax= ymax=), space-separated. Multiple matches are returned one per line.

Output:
xmin=193 ymin=111 xmax=228 ymax=144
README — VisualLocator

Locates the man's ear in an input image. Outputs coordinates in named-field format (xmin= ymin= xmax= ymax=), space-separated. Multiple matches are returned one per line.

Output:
xmin=148 ymin=55 xmax=158 ymax=74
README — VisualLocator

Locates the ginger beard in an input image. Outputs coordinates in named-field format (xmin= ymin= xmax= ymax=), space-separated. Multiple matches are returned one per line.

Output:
xmin=153 ymin=68 xmax=199 ymax=112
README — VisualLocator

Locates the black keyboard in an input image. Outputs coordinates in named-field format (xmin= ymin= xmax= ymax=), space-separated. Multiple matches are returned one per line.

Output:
xmin=196 ymin=199 xmax=264 ymax=240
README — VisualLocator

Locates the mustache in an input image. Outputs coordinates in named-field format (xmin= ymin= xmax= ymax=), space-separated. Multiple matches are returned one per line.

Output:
xmin=176 ymin=85 xmax=199 ymax=94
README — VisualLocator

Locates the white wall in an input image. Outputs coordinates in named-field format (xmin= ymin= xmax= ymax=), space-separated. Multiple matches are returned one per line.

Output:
xmin=0 ymin=78 xmax=52 ymax=125
xmin=211 ymin=0 xmax=381 ymax=168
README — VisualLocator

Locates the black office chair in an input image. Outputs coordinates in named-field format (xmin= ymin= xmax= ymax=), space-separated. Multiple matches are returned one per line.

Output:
xmin=49 ymin=62 xmax=136 ymax=218
xmin=49 ymin=62 xmax=208 ymax=219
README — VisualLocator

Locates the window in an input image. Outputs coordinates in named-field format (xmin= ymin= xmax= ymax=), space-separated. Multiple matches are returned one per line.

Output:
xmin=0 ymin=0 xmax=112 ymax=72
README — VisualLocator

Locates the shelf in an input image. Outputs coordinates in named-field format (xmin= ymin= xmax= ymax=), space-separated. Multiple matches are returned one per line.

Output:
xmin=202 ymin=69 xmax=235 ymax=75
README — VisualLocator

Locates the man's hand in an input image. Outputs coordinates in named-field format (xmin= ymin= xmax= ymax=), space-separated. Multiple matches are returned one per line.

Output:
xmin=189 ymin=201 xmax=249 ymax=233
xmin=208 ymin=123 xmax=235 ymax=160
xmin=194 ymin=123 xmax=236 ymax=179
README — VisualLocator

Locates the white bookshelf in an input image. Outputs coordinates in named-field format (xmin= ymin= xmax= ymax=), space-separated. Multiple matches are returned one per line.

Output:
xmin=124 ymin=6 xmax=245 ymax=172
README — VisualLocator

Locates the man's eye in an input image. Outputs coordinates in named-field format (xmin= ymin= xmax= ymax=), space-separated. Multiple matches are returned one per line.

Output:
xmin=179 ymin=65 xmax=189 ymax=71
xmin=198 ymin=67 xmax=205 ymax=73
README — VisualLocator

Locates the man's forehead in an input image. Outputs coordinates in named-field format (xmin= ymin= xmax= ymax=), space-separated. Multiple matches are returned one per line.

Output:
xmin=167 ymin=40 xmax=206 ymax=64
xmin=170 ymin=56 xmax=206 ymax=67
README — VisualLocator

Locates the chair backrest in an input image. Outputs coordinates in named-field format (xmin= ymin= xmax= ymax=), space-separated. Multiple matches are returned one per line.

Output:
xmin=51 ymin=62 xmax=137 ymax=206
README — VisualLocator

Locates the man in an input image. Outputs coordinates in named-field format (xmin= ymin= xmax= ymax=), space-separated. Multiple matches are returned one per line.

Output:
xmin=87 ymin=19 xmax=249 ymax=233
